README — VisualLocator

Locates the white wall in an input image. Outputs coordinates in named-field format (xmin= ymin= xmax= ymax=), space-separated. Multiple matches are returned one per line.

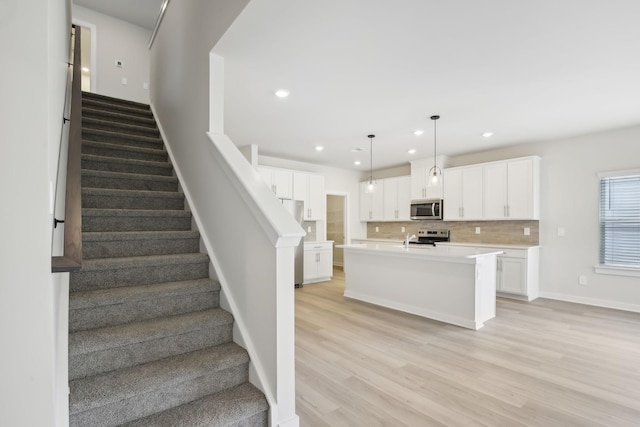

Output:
xmin=259 ymin=155 xmax=368 ymax=240
xmin=0 ymin=0 xmax=70 ymax=425
xmin=73 ymin=5 xmax=151 ymax=103
xmin=451 ymin=125 xmax=640 ymax=311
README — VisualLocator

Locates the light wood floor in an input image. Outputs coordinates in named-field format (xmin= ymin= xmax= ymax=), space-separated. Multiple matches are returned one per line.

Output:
xmin=295 ymin=268 xmax=640 ymax=426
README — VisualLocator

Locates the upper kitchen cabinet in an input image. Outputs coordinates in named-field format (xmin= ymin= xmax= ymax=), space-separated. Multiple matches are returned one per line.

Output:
xmin=410 ymin=156 xmax=449 ymax=200
xmin=293 ymin=171 xmax=325 ymax=221
xmin=359 ymin=181 xmax=384 ymax=221
xmin=483 ymin=156 xmax=540 ymax=220
xmin=443 ymin=165 xmax=483 ymax=221
xmin=258 ymin=166 xmax=293 ymax=199
xmin=383 ymin=176 xmax=412 ymax=221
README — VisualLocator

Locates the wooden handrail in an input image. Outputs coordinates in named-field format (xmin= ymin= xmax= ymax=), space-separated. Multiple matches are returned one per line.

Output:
xmin=52 ymin=25 xmax=83 ymax=273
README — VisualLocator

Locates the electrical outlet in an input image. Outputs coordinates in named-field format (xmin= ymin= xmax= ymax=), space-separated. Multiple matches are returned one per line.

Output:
xmin=557 ymin=227 xmax=565 ymax=237
xmin=143 ymin=82 xmax=149 ymax=90
xmin=307 ymin=226 xmax=311 ymax=233
xmin=375 ymin=226 xmax=379 ymax=233
xmin=524 ymin=227 xmax=530 ymax=236
xmin=475 ymin=227 xmax=481 ymax=234
xmin=401 ymin=226 xmax=406 ymax=233
xmin=121 ymin=77 xmax=128 ymax=85
xmin=579 ymin=275 xmax=587 ymax=285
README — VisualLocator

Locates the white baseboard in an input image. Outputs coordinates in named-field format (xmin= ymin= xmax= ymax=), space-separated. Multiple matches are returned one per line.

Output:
xmin=539 ymin=291 xmax=640 ymax=313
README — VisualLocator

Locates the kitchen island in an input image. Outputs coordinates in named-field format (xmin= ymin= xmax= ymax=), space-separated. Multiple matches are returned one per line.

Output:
xmin=340 ymin=242 xmax=502 ymax=330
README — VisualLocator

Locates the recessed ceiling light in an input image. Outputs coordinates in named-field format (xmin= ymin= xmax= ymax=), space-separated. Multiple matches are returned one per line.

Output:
xmin=354 ymin=160 xmax=361 ymax=166
xmin=408 ymin=149 xmax=417 ymax=154
xmin=351 ymin=147 xmax=364 ymax=152
xmin=413 ymin=130 xmax=424 ymax=136
xmin=482 ymin=132 xmax=494 ymax=138
xmin=274 ymin=89 xmax=290 ymax=98
xmin=82 ymin=67 xmax=90 ymax=72
xmin=315 ymin=145 xmax=324 ymax=151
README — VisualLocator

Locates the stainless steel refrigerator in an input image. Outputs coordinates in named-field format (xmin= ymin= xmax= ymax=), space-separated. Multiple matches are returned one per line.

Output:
xmin=281 ymin=199 xmax=305 ymax=287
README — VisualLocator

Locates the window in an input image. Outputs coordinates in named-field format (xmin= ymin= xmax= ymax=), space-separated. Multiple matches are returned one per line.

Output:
xmin=599 ymin=171 xmax=640 ymax=271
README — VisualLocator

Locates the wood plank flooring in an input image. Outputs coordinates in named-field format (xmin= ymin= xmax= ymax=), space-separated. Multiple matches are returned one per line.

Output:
xmin=295 ymin=268 xmax=640 ymax=426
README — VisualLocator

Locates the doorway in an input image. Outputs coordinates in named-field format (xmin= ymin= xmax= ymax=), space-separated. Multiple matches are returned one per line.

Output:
xmin=326 ymin=192 xmax=348 ymax=269
xmin=73 ymin=20 xmax=97 ymax=93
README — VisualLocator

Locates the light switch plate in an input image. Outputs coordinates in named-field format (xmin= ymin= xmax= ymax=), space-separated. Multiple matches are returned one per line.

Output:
xmin=557 ymin=227 xmax=565 ymax=237
xmin=121 ymin=77 xmax=128 ymax=85
xmin=401 ymin=226 xmax=406 ymax=233
xmin=475 ymin=227 xmax=481 ymax=234
xmin=375 ymin=227 xmax=379 ymax=232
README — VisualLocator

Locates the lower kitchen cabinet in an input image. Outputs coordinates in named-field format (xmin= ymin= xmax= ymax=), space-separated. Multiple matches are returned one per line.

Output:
xmin=303 ymin=241 xmax=333 ymax=284
xmin=496 ymin=247 xmax=539 ymax=301
xmin=439 ymin=243 xmax=539 ymax=301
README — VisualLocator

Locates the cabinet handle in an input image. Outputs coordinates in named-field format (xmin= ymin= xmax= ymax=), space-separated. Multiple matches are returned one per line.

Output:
xmin=309 ymin=208 xmax=312 ymax=218
xmin=504 ymin=205 xmax=507 ymax=217
xmin=316 ymin=253 xmax=320 ymax=262
xmin=369 ymin=211 xmax=372 ymax=220
xmin=507 ymin=205 xmax=510 ymax=217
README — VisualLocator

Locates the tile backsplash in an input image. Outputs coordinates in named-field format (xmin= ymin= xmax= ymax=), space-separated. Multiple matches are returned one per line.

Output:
xmin=303 ymin=221 xmax=316 ymax=241
xmin=367 ymin=220 xmax=539 ymax=245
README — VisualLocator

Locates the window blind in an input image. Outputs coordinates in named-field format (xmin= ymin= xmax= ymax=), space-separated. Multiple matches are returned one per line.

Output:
xmin=599 ymin=174 xmax=640 ymax=267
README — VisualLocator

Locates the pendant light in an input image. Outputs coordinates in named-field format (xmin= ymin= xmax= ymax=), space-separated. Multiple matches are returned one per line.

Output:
xmin=364 ymin=134 xmax=376 ymax=193
xmin=428 ymin=115 xmax=441 ymax=184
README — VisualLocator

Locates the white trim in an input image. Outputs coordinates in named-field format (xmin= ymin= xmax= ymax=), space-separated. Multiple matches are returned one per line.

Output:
xmin=71 ymin=19 xmax=97 ymax=93
xmin=149 ymin=104 xmax=282 ymax=413
xmin=597 ymin=168 xmax=640 ymax=179
xmin=594 ymin=264 xmax=640 ymax=278
xmin=539 ymin=291 xmax=640 ymax=314
xmin=326 ymin=189 xmax=350 ymax=249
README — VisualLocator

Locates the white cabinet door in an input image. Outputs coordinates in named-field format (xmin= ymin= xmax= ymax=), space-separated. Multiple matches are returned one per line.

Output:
xmin=396 ymin=176 xmax=412 ymax=221
xmin=360 ymin=181 xmax=384 ymax=221
xmin=307 ymin=174 xmax=324 ymax=220
xmin=461 ymin=166 xmax=484 ymax=220
xmin=382 ymin=176 xmax=412 ymax=221
xmin=497 ymin=257 xmax=527 ymax=295
xmin=506 ymin=158 xmax=534 ymax=219
xmin=303 ymin=242 xmax=333 ymax=283
xmin=383 ymin=178 xmax=399 ymax=220
xmin=443 ymin=168 xmax=463 ymax=220
xmin=258 ymin=167 xmax=293 ymax=199
xmin=483 ymin=158 xmax=539 ymax=220
xmin=411 ymin=165 xmax=428 ymax=200
xmin=444 ymin=166 xmax=483 ymax=220
xmin=293 ymin=172 xmax=324 ymax=220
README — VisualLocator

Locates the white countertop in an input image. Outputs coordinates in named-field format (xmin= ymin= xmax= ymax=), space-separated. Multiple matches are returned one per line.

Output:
xmin=339 ymin=242 xmax=502 ymax=263
xmin=351 ymin=238 xmax=538 ymax=249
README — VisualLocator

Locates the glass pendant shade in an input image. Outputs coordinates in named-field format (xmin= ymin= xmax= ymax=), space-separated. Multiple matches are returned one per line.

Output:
xmin=364 ymin=180 xmax=377 ymax=193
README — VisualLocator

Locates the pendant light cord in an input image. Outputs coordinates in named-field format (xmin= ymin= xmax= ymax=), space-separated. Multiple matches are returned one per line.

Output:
xmin=368 ymin=134 xmax=375 ymax=183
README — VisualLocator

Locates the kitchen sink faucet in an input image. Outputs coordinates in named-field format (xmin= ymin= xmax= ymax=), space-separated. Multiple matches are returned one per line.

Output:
xmin=404 ymin=234 xmax=416 ymax=249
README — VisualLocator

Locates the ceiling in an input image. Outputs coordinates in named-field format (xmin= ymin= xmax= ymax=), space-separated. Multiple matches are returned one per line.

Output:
xmin=77 ymin=0 xmax=640 ymax=172
xmin=73 ymin=0 xmax=164 ymax=30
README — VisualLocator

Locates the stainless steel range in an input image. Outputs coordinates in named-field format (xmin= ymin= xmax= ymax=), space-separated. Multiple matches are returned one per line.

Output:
xmin=410 ymin=229 xmax=450 ymax=246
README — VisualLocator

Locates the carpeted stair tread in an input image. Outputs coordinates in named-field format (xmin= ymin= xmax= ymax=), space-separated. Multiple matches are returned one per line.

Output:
xmin=82 ymin=91 xmax=152 ymax=110
xmin=121 ymin=382 xmax=269 ymax=427
xmin=81 ymin=169 xmax=178 ymax=192
xmin=82 ymin=127 xmax=164 ymax=147
xmin=82 ymin=187 xmax=185 ymax=210
xmin=68 ymin=278 xmax=219 ymax=332
xmin=81 ymin=230 xmax=200 ymax=259
xmin=83 ymin=117 xmax=161 ymax=138
xmin=82 ymin=140 xmax=167 ymax=162
xmin=69 ymin=342 xmax=249 ymax=415
xmin=83 ymin=230 xmax=199 ymax=243
xmin=82 ymin=153 xmax=173 ymax=175
xmin=69 ymin=308 xmax=232 ymax=357
xmin=83 ymin=106 xmax=157 ymax=128
xmin=82 ymin=99 xmax=154 ymax=120
xmin=82 ymin=208 xmax=192 ymax=233
xmin=70 ymin=278 xmax=217 ymax=310
xmin=77 ymin=252 xmax=208 ymax=272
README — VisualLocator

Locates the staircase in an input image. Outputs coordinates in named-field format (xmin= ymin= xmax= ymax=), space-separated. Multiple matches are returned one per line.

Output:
xmin=68 ymin=92 xmax=268 ymax=426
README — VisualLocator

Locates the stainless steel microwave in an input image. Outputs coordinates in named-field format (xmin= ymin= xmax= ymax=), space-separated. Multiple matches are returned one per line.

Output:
xmin=410 ymin=199 xmax=443 ymax=220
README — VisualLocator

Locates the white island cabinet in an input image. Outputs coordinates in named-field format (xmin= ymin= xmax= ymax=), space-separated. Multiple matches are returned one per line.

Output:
xmin=303 ymin=241 xmax=333 ymax=284
xmin=340 ymin=243 xmax=502 ymax=330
